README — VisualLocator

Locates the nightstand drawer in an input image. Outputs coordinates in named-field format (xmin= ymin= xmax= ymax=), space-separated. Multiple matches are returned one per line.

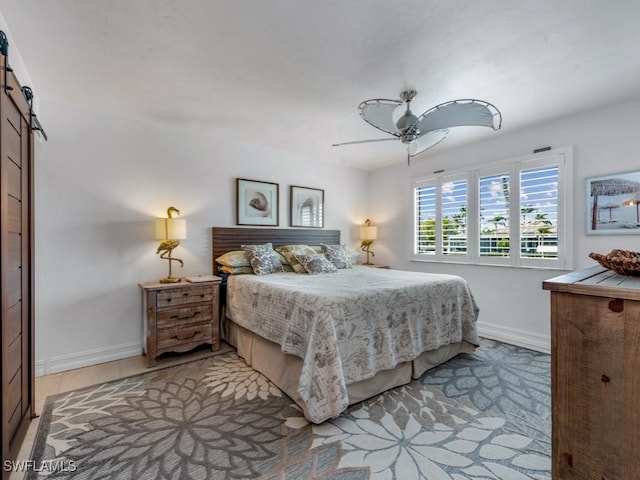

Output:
xmin=157 ymin=324 xmax=213 ymax=350
xmin=156 ymin=286 xmax=214 ymax=308
xmin=157 ymin=304 xmax=213 ymax=329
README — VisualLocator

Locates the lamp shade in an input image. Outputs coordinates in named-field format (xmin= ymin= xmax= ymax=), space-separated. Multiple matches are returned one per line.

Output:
xmin=155 ymin=218 xmax=187 ymax=240
xmin=360 ymin=225 xmax=378 ymax=241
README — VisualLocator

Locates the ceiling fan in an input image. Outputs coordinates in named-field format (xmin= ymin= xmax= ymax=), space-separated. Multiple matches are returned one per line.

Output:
xmin=332 ymin=90 xmax=502 ymax=165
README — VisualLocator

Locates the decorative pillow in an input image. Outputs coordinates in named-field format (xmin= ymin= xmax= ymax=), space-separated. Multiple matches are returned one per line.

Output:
xmin=241 ymin=243 xmax=284 ymax=276
xmin=275 ymin=251 xmax=289 ymax=266
xmin=294 ymin=253 xmax=338 ymax=275
xmin=320 ymin=244 xmax=353 ymax=269
xmin=215 ymin=250 xmax=251 ymax=268
xmin=218 ymin=265 xmax=254 ymax=275
xmin=343 ymin=245 xmax=361 ymax=265
xmin=275 ymin=245 xmax=318 ymax=273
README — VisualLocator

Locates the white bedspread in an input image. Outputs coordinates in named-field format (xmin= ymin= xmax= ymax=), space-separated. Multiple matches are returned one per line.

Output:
xmin=226 ymin=266 xmax=479 ymax=423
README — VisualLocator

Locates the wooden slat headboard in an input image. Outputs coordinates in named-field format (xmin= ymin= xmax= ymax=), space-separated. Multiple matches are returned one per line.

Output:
xmin=212 ymin=227 xmax=341 ymax=274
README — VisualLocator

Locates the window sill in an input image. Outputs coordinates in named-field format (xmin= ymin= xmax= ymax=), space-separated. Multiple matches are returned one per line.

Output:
xmin=410 ymin=257 xmax=572 ymax=271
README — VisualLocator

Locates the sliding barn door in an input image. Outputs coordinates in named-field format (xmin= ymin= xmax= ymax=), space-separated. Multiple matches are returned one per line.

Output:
xmin=1 ymin=49 xmax=35 ymax=475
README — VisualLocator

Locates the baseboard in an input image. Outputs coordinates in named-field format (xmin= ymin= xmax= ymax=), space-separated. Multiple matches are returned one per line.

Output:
xmin=476 ymin=321 xmax=550 ymax=354
xmin=33 ymin=324 xmax=547 ymax=376
xmin=35 ymin=360 xmax=46 ymax=378
xmin=36 ymin=341 xmax=143 ymax=376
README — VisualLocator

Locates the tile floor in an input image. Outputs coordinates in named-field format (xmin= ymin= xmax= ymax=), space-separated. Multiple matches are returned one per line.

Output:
xmin=8 ymin=343 xmax=233 ymax=480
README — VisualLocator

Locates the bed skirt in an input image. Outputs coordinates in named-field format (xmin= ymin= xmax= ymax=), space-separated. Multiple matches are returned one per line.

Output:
xmin=222 ymin=313 xmax=475 ymax=421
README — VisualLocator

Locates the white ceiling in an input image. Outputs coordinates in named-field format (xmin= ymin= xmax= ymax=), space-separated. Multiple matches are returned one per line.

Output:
xmin=2 ymin=0 xmax=640 ymax=170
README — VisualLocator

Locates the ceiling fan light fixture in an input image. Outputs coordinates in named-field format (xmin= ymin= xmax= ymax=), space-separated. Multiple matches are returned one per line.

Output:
xmin=408 ymin=129 xmax=449 ymax=156
xmin=401 ymin=132 xmax=419 ymax=144
xmin=334 ymin=90 xmax=502 ymax=165
xmin=395 ymin=110 xmax=420 ymax=133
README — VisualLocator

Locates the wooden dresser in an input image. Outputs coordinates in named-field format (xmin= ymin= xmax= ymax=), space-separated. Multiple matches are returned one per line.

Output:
xmin=543 ymin=266 xmax=640 ymax=480
xmin=140 ymin=278 xmax=221 ymax=367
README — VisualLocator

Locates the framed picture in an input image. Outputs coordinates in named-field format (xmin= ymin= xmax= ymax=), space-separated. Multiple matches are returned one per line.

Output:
xmin=586 ymin=169 xmax=640 ymax=234
xmin=290 ymin=185 xmax=324 ymax=228
xmin=236 ymin=178 xmax=279 ymax=226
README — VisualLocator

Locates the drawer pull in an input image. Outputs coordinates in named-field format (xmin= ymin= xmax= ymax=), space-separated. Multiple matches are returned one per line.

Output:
xmin=173 ymin=331 xmax=202 ymax=341
xmin=608 ymin=299 xmax=623 ymax=312
xmin=170 ymin=310 xmax=201 ymax=320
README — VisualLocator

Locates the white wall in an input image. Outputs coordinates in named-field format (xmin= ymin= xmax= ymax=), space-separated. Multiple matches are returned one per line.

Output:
xmin=369 ymin=98 xmax=640 ymax=352
xmin=6 ymin=2 xmax=639 ymax=367
xmin=26 ymin=95 xmax=640 ymax=373
xmin=34 ymin=100 xmax=369 ymax=375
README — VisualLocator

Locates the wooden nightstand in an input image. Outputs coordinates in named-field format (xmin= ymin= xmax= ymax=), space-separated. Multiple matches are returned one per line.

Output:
xmin=140 ymin=277 xmax=221 ymax=367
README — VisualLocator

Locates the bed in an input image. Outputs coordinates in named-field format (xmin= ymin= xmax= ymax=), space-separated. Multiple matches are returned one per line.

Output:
xmin=212 ymin=227 xmax=480 ymax=423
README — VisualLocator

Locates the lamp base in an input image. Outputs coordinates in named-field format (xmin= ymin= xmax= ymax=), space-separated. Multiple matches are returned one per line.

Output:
xmin=160 ymin=276 xmax=182 ymax=284
xmin=362 ymin=262 xmax=374 ymax=265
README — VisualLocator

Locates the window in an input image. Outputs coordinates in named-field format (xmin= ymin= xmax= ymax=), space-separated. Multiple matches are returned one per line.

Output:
xmin=479 ymin=172 xmax=510 ymax=258
xmin=415 ymin=174 xmax=469 ymax=259
xmin=415 ymin=183 xmax=436 ymax=255
xmin=442 ymin=179 xmax=468 ymax=256
xmin=519 ymin=164 xmax=559 ymax=260
xmin=412 ymin=147 xmax=572 ymax=269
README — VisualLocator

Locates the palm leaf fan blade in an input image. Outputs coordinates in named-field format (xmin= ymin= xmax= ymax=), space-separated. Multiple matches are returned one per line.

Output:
xmin=416 ymin=100 xmax=501 ymax=133
xmin=358 ymin=99 xmax=403 ymax=136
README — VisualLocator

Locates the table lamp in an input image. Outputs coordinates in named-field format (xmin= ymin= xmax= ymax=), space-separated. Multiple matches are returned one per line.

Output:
xmin=360 ymin=219 xmax=378 ymax=265
xmin=155 ymin=206 xmax=187 ymax=283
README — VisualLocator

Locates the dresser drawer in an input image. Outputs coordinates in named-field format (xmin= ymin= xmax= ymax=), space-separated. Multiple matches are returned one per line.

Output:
xmin=157 ymin=304 xmax=212 ymax=329
xmin=157 ymin=324 xmax=213 ymax=350
xmin=156 ymin=285 xmax=214 ymax=308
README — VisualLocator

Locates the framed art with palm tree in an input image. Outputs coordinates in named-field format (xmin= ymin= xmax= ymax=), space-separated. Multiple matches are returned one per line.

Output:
xmin=586 ymin=170 xmax=640 ymax=234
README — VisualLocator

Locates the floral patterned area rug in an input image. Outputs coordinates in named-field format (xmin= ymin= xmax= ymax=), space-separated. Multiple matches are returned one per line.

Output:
xmin=28 ymin=339 xmax=550 ymax=479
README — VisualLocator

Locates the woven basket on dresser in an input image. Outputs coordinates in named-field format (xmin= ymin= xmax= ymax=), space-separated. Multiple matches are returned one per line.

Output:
xmin=589 ymin=249 xmax=640 ymax=276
